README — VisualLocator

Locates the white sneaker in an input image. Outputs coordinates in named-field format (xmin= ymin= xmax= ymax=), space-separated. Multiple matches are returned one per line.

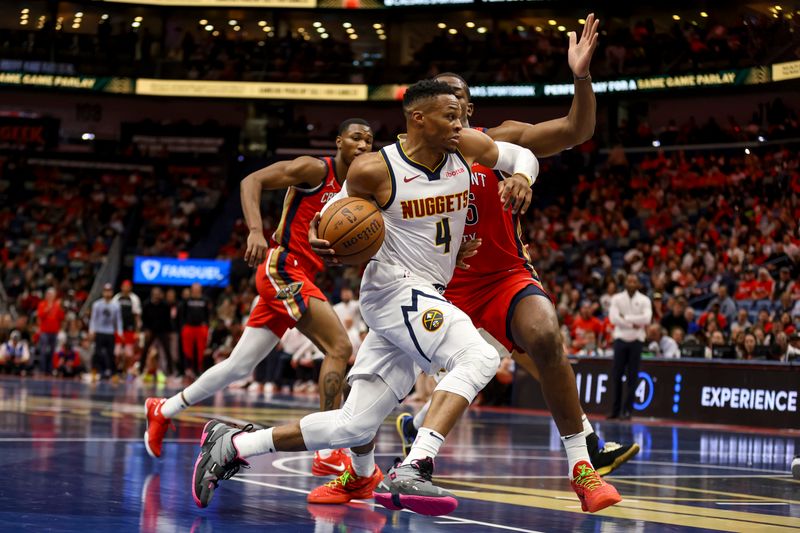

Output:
xmin=792 ymin=456 xmax=800 ymax=480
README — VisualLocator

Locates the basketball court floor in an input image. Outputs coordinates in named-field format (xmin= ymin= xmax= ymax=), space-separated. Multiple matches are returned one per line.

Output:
xmin=1 ymin=375 xmax=797 ymax=532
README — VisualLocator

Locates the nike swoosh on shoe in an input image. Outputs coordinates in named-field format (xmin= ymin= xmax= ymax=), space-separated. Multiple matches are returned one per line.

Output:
xmin=319 ymin=460 xmax=346 ymax=472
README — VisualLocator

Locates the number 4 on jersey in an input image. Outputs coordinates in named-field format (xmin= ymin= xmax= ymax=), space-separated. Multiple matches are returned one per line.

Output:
xmin=435 ymin=217 xmax=451 ymax=253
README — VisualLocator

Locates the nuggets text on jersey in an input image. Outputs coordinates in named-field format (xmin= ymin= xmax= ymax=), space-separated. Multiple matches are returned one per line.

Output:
xmin=400 ymin=191 xmax=469 ymax=220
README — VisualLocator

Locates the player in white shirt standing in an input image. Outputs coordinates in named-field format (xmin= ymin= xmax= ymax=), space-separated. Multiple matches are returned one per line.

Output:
xmin=608 ymin=273 xmax=653 ymax=419
xmin=188 ymin=80 xmax=604 ymax=516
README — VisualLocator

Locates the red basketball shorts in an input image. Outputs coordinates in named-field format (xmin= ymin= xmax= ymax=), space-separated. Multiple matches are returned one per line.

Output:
xmin=446 ymin=268 xmax=551 ymax=352
xmin=247 ymin=247 xmax=327 ymax=337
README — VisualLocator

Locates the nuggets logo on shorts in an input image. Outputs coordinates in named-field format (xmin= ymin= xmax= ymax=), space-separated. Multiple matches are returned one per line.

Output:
xmin=276 ymin=281 xmax=304 ymax=300
xmin=422 ymin=309 xmax=444 ymax=332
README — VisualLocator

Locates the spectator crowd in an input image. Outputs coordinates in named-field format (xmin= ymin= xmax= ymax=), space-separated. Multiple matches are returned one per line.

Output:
xmin=1 ymin=9 xmax=798 ymax=84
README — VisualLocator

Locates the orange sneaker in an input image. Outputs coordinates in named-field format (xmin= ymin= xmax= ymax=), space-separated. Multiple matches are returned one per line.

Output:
xmin=311 ymin=449 xmax=353 ymax=477
xmin=570 ymin=461 xmax=622 ymax=512
xmin=144 ymin=397 xmax=173 ymax=458
xmin=307 ymin=465 xmax=383 ymax=504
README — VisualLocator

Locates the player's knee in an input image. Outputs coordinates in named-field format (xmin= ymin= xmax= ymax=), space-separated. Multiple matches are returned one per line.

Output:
xmin=331 ymin=414 xmax=376 ymax=447
xmin=517 ymin=312 xmax=562 ymax=367
xmin=437 ymin=343 xmax=500 ymax=402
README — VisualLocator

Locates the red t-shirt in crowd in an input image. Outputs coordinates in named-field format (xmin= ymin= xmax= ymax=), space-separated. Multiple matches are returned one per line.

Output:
xmin=571 ymin=316 xmax=605 ymax=349
xmin=735 ymin=280 xmax=758 ymax=300
xmin=37 ymin=300 xmax=65 ymax=334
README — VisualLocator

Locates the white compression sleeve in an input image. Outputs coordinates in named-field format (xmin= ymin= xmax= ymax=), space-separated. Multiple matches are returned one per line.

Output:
xmin=299 ymin=375 xmax=398 ymax=450
xmin=493 ymin=141 xmax=540 ymax=186
xmin=179 ymin=326 xmax=280 ymax=407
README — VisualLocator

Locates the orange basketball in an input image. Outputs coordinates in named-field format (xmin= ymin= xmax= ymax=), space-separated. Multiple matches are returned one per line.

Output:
xmin=319 ymin=197 xmax=384 ymax=265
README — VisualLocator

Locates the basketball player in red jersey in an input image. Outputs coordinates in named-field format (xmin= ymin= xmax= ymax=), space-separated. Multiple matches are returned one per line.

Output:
xmin=143 ymin=119 xmax=373 ymax=477
xmin=398 ymin=55 xmax=641 ymax=474
xmin=418 ymin=15 xmax=638 ymax=495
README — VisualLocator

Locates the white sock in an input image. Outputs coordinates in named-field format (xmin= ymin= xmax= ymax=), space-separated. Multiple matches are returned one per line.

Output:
xmin=403 ymin=427 xmax=444 ymax=465
xmin=317 ymin=448 xmax=334 ymax=457
xmin=412 ymin=400 xmax=432 ymax=430
xmin=351 ymin=449 xmax=375 ymax=477
xmin=582 ymin=414 xmax=594 ymax=435
xmin=232 ymin=427 xmax=275 ymax=459
xmin=561 ymin=429 xmax=591 ymax=476
xmin=161 ymin=391 xmax=190 ymax=419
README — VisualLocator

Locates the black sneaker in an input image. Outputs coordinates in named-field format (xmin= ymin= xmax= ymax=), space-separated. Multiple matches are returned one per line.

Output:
xmin=587 ymin=431 xmax=640 ymax=476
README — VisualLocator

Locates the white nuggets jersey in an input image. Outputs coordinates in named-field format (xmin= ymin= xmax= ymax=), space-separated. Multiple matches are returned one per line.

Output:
xmin=373 ymin=141 xmax=471 ymax=286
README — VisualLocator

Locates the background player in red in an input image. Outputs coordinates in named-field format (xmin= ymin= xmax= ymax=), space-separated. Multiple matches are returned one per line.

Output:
xmin=440 ymin=13 xmax=637 ymax=478
xmin=387 ymin=15 xmax=637 ymax=507
xmin=143 ymin=119 xmax=374 ymax=478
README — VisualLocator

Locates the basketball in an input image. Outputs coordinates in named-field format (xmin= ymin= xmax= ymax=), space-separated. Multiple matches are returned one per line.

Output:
xmin=319 ymin=197 xmax=384 ymax=265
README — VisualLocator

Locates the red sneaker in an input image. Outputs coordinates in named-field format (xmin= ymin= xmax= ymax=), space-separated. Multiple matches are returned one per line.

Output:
xmin=144 ymin=397 xmax=172 ymax=458
xmin=308 ymin=464 xmax=383 ymax=504
xmin=570 ymin=461 xmax=622 ymax=512
xmin=311 ymin=449 xmax=353 ymax=477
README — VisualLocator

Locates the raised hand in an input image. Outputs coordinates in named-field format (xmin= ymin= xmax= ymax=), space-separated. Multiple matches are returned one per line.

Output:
xmin=568 ymin=13 xmax=600 ymax=78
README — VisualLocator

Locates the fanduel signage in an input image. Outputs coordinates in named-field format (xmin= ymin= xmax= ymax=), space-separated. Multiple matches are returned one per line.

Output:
xmin=133 ymin=257 xmax=230 ymax=287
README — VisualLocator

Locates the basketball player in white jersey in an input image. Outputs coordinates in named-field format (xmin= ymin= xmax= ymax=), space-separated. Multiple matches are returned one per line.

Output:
xmin=190 ymin=80 xmax=539 ymax=516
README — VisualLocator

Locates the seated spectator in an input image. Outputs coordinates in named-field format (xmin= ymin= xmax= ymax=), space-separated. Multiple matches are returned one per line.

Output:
xmin=706 ymin=285 xmax=736 ymax=326
xmin=0 ymin=330 xmax=31 ymax=375
xmin=685 ymin=307 xmax=700 ymax=336
xmin=739 ymin=332 xmax=765 ymax=360
xmin=774 ymin=267 xmax=795 ymax=298
xmin=753 ymin=268 xmax=776 ymax=301
xmin=577 ymin=331 xmax=603 ymax=357
xmin=707 ymin=331 xmax=735 ymax=359
xmin=661 ymin=296 xmax=688 ymax=334
xmin=699 ymin=304 xmax=728 ymax=332
xmin=732 ymin=308 xmax=753 ymax=331
xmin=571 ymin=301 xmax=604 ymax=351
xmin=646 ymin=324 xmax=680 ymax=358
xmin=787 ymin=333 xmax=800 ymax=361
xmin=53 ymin=341 xmax=84 ymax=378
xmin=735 ymin=268 xmax=758 ymax=300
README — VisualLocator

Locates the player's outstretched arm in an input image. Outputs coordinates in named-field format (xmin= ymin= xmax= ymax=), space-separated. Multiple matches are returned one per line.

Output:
xmin=460 ymin=128 xmax=539 ymax=215
xmin=485 ymin=13 xmax=599 ymax=157
xmin=240 ymin=156 xmax=328 ymax=267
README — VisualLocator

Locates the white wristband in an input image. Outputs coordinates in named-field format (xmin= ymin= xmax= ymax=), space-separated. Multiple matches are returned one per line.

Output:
xmin=494 ymin=142 xmax=539 ymax=187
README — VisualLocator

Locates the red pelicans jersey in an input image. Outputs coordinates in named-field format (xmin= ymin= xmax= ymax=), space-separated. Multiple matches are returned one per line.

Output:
xmin=448 ymin=128 xmax=538 ymax=290
xmin=269 ymin=156 xmax=342 ymax=278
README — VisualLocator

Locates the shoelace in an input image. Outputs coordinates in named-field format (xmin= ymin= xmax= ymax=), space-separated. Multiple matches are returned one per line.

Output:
xmin=218 ymin=458 xmax=249 ymax=482
xmin=212 ymin=424 xmax=254 ymax=483
xmin=410 ymin=459 xmax=434 ymax=482
xmin=325 ymin=470 xmax=353 ymax=489
xmin=573 ymin=463 xmax=602 ymax=491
